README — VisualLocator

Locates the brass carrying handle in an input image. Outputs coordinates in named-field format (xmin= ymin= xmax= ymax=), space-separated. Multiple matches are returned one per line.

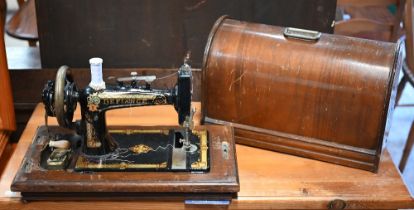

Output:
xmin=283 ymin=27 xmax=321 ymax=42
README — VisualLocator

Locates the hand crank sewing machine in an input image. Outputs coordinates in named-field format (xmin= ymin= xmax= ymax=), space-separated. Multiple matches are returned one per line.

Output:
xmin=11 ymin=57 xmax=239 ymax=200
xmin=41 ymin=58 xmax=205 ymax=172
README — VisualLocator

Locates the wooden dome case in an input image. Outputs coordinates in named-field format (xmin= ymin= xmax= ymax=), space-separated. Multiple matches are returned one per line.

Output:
xmin=202 ymin=16 xmax=402 ymax=172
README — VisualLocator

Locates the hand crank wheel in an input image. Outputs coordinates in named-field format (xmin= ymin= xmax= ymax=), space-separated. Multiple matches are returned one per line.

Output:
xmin=54 ymin=66 xmax=78 ymax=128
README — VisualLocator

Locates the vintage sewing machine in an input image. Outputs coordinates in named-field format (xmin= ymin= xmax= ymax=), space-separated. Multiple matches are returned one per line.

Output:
xmin=11 ymin=58 xmax=239 ymax=201
xmin=40 ymin=58 xmax=205 ymax=172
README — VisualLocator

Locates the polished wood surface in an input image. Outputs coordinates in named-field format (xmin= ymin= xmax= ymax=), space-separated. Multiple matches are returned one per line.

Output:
xmin=0 ymin=132 xmax=6 ymax=156
xmin=0 ymin=103 xmax=413 ymax=209
xmin=0 ymin=4 xmax=16 ymax=133
xmin=5 ymin=0 xmax=38 ymax=42
xmin=0 ymin=0 xmax=16 ymax=158
xmin=0 ymin=0 xmax=7 ymax=156
xmin=0 ymin=131 xmax=10 ymax=161
xmin=202 ymin=17 xmax=402 ymax=172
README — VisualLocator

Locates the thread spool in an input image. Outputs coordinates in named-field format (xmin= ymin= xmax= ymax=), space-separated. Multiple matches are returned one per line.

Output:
xmin=89 ymin=57 xmax=106 ymax=90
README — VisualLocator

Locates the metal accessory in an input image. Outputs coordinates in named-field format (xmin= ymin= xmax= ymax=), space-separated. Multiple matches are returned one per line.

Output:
xmin=55 ymin=66 xmax=78 ymax=128
xmin=117 ymin=73 xmax=156 ymax=83
xmin=175 ymin=61 xmax=192 ymax=125
xmin=283 ymin=27 xmax=321 ymax=41
xmin=46 ymin=148 xmax=71 ymax=170
xmin=182 ymin=108 xmax=197 ymax=153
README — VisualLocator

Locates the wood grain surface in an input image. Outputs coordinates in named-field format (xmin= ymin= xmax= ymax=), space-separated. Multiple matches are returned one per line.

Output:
xmin=202 ymin=17 xmax=402 ymax=172
xmin=0 ymin=0 xmax=15 ymax=158
xmin=0 ymin=131 xmax=10 ymax=160
xmin=5 ymin=0 xmax=38 ymax=41
xmin=0 ymin=5 xmax=15 ymax=132
xmin=0 ymin=103 xmax=413 ymax=209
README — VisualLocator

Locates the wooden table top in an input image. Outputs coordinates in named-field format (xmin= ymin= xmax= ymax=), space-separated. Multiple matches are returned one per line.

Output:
xmin=0 ymin=103 xmax=413 ymax=209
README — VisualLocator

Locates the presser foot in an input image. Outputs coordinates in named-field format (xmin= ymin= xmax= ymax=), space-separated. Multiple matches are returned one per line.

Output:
xmin=184 ymin=144 xmax=198 ymax=153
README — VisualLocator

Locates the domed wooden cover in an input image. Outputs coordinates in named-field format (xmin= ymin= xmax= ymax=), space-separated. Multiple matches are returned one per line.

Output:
xmin=202 ymin=16 xmax=402 ymax=172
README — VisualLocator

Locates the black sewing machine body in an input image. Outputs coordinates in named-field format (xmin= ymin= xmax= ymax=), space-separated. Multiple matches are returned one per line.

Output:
xmin=35 ymin=62 xmax=208 ymax=172
xmin=78 ymin=86 xmax=175 ymax=155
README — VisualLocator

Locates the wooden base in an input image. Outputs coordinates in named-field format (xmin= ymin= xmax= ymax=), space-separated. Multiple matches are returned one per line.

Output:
xmin=20 ymin=192 xmax=236 ymax=202
xmin=235 ymin=128 xmax=379 ymax=172
xmin=11 ymin=125 xmax=239 ymax=200
xmin=205 ymin=117 xmax=381 ymax=172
